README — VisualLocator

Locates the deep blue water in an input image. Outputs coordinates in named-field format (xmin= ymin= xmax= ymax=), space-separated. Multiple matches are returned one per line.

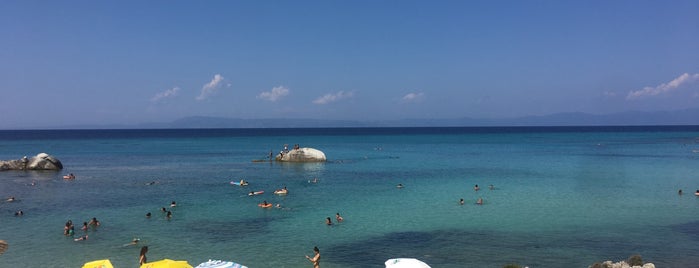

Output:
xmin=1 ymin=126 xmax=698 ymax=267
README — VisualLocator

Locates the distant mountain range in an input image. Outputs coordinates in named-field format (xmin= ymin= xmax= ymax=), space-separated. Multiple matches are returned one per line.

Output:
xmin=32 ymin=108 xmax=699 ymax=129
xmin=129 ymin=108 xmax=699 ymax=129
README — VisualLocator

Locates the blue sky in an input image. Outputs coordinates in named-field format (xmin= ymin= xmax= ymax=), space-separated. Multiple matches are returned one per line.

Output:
xmin=1 ymin=0 xmax=698 ymax=128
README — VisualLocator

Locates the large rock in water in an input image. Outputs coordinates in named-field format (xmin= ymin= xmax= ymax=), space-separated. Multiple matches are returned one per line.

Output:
xmin=275 ymin=148 xmax=326 ymax=162
xmin=0 ymin=153 xmax=63 ymax=171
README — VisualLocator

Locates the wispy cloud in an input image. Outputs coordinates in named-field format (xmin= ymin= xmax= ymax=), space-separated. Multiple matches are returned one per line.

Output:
xmin=151 ymin=87 xmax=180 ymax=102
xmin=313 ymin=91 xmax=354 ymax=104
xmin=401 ymin=92 xmax=425 ymax=103
xmin=196 ymin=74 xmax=226 ymax=101
xmin=257 ymin=86 xmax=290 ymax=102
xmin=627 ymin=73 xmax=699 ymax=100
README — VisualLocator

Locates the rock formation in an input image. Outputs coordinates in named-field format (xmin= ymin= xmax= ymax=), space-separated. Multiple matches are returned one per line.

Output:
xmin=0 ymin=153 xmax=63 ymax=171
xmin=275 ymin=147 xmax=326 ymax=162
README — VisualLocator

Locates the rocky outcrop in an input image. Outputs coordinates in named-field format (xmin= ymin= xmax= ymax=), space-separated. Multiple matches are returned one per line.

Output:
xmin=0 ymin=153 xmax=63 ymax=171
xmin=275 ymin=148 xmax=326 ymax=162
xmin=590 ymin=261 xmax=655 ymax=268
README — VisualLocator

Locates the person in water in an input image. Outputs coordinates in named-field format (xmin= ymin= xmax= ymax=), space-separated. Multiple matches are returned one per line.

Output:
xmin=476 ymin=197 xmax=483 ymax=205
xmin=459 ymin=198 xmax=465 ymax=205
xmin=88 ymin=217 xmax=100 ymax=227
xmin=166 ymin=211 xmax=172 ymax=219
xmin=474 ymin=184 xmax=480 ymax=191
xmin=139 ymin=246 xmax=148 ymax=265
xmin=335 ymin=213 xmax=344 ymax=222
xmin=325 ymin=217 xmax=333 ymax=225
xmin=305 ymin=246 xmax=320 ymax=268
xmin=74 ymin=235 xmax=88 ymax=241
xmin=81 ymin=222 xmax=88 ymax=231
xmin=146 ymin=212 xmax=151 ymax=218
xmin=396 ymin=183 xmax=404 ymax=188
xmin=170 ymin=201 xmax=177 ymax=207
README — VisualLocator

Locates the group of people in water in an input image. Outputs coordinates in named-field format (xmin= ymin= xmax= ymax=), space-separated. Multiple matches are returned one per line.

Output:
xmin=460 ymin=184 xmax=493 ymax=205
xmin=63 ymin=217 xmax=100 ymax=241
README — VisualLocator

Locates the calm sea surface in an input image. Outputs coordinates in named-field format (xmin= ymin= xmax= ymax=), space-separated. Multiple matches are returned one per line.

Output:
xmin=1 ymin=127 xmax=698 ymax=268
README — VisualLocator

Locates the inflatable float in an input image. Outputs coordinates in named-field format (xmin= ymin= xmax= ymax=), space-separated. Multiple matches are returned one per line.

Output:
xmin=273 ymin=189 xmax=288 ymax=195
xmin=230 ymin=180 xmax=248 ymax=186
xmin=258 ymin=202 xmax=272 ymax=208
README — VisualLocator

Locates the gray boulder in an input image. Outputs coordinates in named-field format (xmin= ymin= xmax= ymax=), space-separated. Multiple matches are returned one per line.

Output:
xmin=276 ymin=147 xmax=326 ymax=162
xmin=0 ymin=153 xmax=63 ymax=171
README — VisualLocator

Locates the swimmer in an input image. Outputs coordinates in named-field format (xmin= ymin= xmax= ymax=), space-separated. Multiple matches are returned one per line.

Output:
xmin=7 ymin=196 xmax=16 ymax=202
xmin=489 ymin=184 xmax=494 ymax=190
xmin=336 ymin=213 xmax=343 ymax=222
xmin=476 ymin=197 xmax=483 ymax=205
xmin=679 ymin=189 xmax=683 ymax=195
xmin=74 ymin=235 xmax=88 ymax=241
xmin=325 ymin=217 xmax=333 ymax=225
xmin=474 ymin=184 xmax=480 ymax=191
xmin=14 ymin=210 xmax=23 ymax=216
xmin=122 ymin=238 xmax=140 ymax=247
xmin=459 ymin=198 xmax=464 ymax=205
xmin=88 ymin=217 xmax=100 ymax=227
xmin=309 ymin=177 xmax=319 ymax=183
xmin=145 ymin=181 xmax=156 ymax=185
xmin=161 ymin=207 xmax=167 ymax=212
xmin=170 ymin=201 xmax=177 ymax=207
xmin=146 ymin=212 xmax=152 ymax=218
xmin=81 ymin=222 xmax=88 ymax=231
xmin=275 ymin=203 xmax=282 ymax=208
xmin=396 ymin=183 xmax=404 ymax=189
xmin=166 ymin=211 xmax=172 ymax=219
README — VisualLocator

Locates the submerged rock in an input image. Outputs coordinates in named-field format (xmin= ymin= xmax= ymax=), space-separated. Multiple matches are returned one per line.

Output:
xmin=0 ymin=153 xmax=63 ymax=171
xmin=275 ymin=147 xmax=326 ymax=162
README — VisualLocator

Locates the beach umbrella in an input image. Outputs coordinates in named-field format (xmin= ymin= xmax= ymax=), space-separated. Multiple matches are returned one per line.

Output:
xmin=0 ymin=240 xmax=7 ymax=255
xmin=385 ymin=258 xmax=432 ymax=268
xmin=82 ymin=259 xmax=114 ymax=268
xmin=141 ymin=259 xmax=193 ymax=268
xmin=195 ymin=259 xmax=248 ymax=268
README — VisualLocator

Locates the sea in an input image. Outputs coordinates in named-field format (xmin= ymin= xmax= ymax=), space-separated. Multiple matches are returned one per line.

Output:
xmin=1 ymin=126 xmax=698 ymax=268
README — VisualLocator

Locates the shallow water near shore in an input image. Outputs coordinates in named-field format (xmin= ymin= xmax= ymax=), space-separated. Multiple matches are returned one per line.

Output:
xmin=1 ymin=127 xmax=699 ymax=267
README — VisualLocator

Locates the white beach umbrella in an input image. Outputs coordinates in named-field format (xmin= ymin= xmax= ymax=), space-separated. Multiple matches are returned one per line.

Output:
xmin=385 ymin=258 xmax=431 ymax=268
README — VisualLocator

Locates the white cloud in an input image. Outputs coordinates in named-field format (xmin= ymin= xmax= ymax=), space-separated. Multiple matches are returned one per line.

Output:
xmin=313 ymin=91 xmax=354 ymax=104
xmin=196 ymin=74 xmax=225 ymax=101
xmin=257 ymin=86 xmax=290 ymax=102
xmin=151 ymin=87 xmax=180 ymax=102
xmin=401 ymin=92 xmax=425 ymax=102
xmin=627 ymin=73 xmax=699 ymax=100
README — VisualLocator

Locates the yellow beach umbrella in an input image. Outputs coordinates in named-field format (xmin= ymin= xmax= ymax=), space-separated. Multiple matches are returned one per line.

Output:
xmin=141 ymin=259 xmax=193 ymax=268
xmin=82 ymin=259 xmax=114 ymax=268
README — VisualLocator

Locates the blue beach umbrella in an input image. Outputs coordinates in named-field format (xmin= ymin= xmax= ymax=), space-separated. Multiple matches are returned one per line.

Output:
xmin=385 ymin=258 xmax=432 ymax=268
xmin=195 ymin=259 xmax=249 ymax=268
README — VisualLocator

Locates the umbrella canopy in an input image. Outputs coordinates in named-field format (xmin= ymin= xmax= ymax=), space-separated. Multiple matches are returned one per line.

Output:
xmin=385 ymin=258 xmax=432 ymax=268
xmin=82 ymin=259 xmax=114 ymax=268
xmin=141 ymin=259 xmax=193 ymax=268
xmin=195 ymin=259 xmax=248 ymax=268
xmin=0 ymin=240 xmax=7 ymax=255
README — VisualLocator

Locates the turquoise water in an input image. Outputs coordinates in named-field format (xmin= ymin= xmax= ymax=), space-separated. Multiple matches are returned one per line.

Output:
xmin=1 ymin=127 xmax=698 ymax=267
